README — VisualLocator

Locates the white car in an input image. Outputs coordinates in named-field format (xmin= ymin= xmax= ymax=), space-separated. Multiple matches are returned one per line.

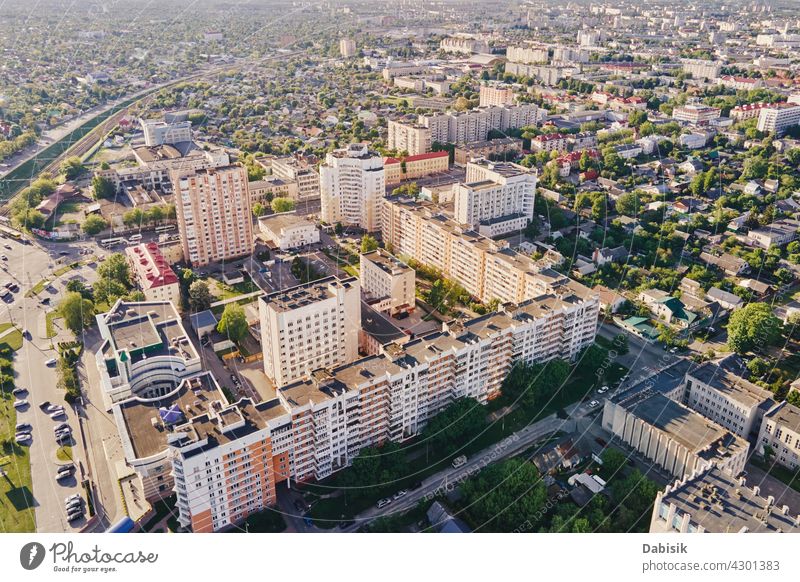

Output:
xmin=13 ymin=399 xmax=28 ymax=409
xmin=50 ymin=409 xmax=67 ymax=420
xmin=11 ymin=386 xmax=26 ymax=395
xmin=45 ymin=358 xmax=57 ymax=367
xmin=376 ymin=498 xmax=392 ymax=509
xmin=598 ymin=386 xmax=609 ymax=394
xmin=589 ymin=400 xmax=600 ymax=408
xmin=15 ymin=433 xmax=32 ymax=444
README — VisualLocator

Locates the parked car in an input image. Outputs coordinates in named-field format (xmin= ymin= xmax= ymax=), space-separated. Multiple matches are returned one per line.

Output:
xmin=15 ymin=432 xmax=32 ymax=443
xmin=12 ymin=386 xmax=26 ymax=395
xmin=45 ymin=358 xmax=57 ymax=367
xmin=595 ymin=437 xmax=607 ymax=447
xmin=64 ymin=493 xmax=81 ymax=504
xmin=53 ymin=422 xmax=69 ymax=432
xmin=50 ymin=410 xmax=67 ymax=420
xmin=589 ymin=400 xmax=600 ymax=408
xmin=451 ymin=455 xmax=467 ymax=469
xmin=57 ymin=464 xmax=75 ymax=476
xmin=66 ymin=511 xmax=83 ymax=522
xmin=393 ymin=489 xmax=408 ymax=500
xmin=40 ymin=400 xmax=51 ymax=410
xmin=376 ymin=498 xmax=392 ymax=509
xmin=13 ymin=399 xmax=28 ymax=409
xmin=598 ymin=386 xmax=609 ymax=394
xmin=15 ymin=422 xmax=31 ymax=432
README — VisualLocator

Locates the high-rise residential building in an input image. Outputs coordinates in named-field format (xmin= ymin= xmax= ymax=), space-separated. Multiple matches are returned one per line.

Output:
xmin=757 ymin=104 xmax=800 ymax=135
xmin=439 ymin=36 xmax=489 ymax=54
xmin=259 ymin=276 xmax=361 ymax=387
xmin=172 ymin=165 xmax=254 ymax=267
xmin=270 ymin=156 xmax=321 ymax=200
xmin=339 ymin=38 xmax=356 ymax=58
xmin=454 ymin=160 xmax=536 ymax=237
xmin=320 ymin=144 xmax=385 ymax=232
xmin=360 ymin=249 xmax=415 ymax=317
xmin=387 ymin=120 xmax=432 ymax=156
xmin=125 ymin=243 xmax=180 ymax=305
xmin=140 ymin=118 xmax=193 ymax=146
xmin=479 ymin=83 xmax=516 ymax=107
xmin=419 ymin=104 xmax=543 ymax=145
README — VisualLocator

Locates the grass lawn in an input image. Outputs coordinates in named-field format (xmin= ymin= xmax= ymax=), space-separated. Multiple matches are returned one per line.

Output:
xmin=0 ymin=369 xmax=35 ymax=532
xmin=0 ymin=323 xmax=23 ymax=351
xmin=53 ymin=261 xmax=81 ymax=278
xmin=46 ymin=312 xmax=59 ymax=338
xmin=56 ymin=445 xmax=73 ymax=462
xmin=236 ymin=508 xmax=286 ymax=533
xmin=25 ymin=278 xmax=51 ymax=297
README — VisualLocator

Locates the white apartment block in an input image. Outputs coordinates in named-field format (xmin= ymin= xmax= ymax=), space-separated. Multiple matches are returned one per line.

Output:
xmin=419 ymin=104 xmax=543 ymax=145
xmin=507 ymin=45 xmax=549 ymax=64
xmin=125 ymin=243 xmax=181 ymax=305
xmin=387 ymin=120 xmax=432 ymax=156
xmin=680 ymin=59 xmax=721 ymax=80
xmin=680 ymin=361 xmax=775 ymax=438
xmin=257 ymin=212 xmax=320 ymax=251
xmin=757 ymin=104 xmax=800 ymax=135
xmin=479 ymin=84 xmax=516 ymax=107
xmin=454 ymin=160 xmax=536 ymax=237
xmin=172 ymin=165 xmax=254 ymax=267
xmin=270 ymin=156 xmax=321 ymax=201
xmin=140 ymin=118 xmax=192 ymax=147
xmin=758 ymin=401 xmax=800 ymax=471
xmin=320 ymin=144 xmax=385 ymax=232
xmin=440 ymin=36 xmax=489 ymax=54
xmin=259 ymin=276 xmax=361 ymax=387
xmin=360 ymin=249 xmax=415 ymax=317
xmin=672 ymin=104 xmax=722 ymax=125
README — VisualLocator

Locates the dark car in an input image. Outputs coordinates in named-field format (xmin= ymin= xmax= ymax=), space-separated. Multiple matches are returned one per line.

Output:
xmin=595 ymin=437 xmax=607 ymax=447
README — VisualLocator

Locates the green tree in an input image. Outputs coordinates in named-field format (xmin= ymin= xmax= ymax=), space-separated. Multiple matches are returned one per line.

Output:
xmin=271 ymin=197 xmax=296 ymax=213
xmin=615 ymin=191 xmax=642 ymax=216
xmin=59 ymin=291 xmax=95 ymax=335
xmin=92 ymin=175 xmax=115 ymax=200
xmin=82 ymin=214 xmax=108 ymax=235
xmin=60 ymin=156 xmax=85 ymax=179
xmin=360 ymin=234 xmax=378 ymax=253
xmin=599 ymin=448 xmax=628 ymax=481
xmin=422 ymin=398 xmax=486 ymax=457
xmin=217 ymin=303 xmax=249 ymax=343
xmin=122 ymin=208 xmax=144 ymax=228
xmin=727 ymin=303 xmax=782 ymax=354
xmin=188 ymin=280 xmax=213 ymax=312
xmin=97 ymin=253 xmax=130 ymax=286
xmin=252 ymin=202 xmax=268 ymax=217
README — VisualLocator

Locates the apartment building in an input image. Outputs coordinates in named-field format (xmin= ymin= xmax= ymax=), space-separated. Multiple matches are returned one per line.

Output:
xmin=270 ymin=156 xmax=321 ymax=201
xmin=747 ymin=218 xmax=800 ymax=249
xmin=530 ymin=133 xmax=569 ymax=153
xmin=383 ymin=197 xmax=596 ymax=307
xmin=387 ymin=120 xmax=432 ymax=156
xmin=454 ymin=160 xmax=536 ymax=237
xmin=672 ymin=104 xmax=722 ymax=126
xmin=680 ymin=59 xmax=721 ymax=80
xmin=339 ymin=38 xmax=356 ymax=58
xmin=651 ymin=466 xmax=800 ymax=533
xmin=602 ymin=391 xmax=749 ymax=479
xmin=730 ymin=102 xmax=775 ymax=121
xmin=259 ymin=276 xmax=361 ymax=387
xmin=680 ymin=361 xmax=775 ymax=438
xmin=757 ymin=104 xmax=800 ymax=135
xmin=257 ymin=212 xmax=320 ymax=251
xmin=140 ymin=118 xmax=192 ymax=147
xmin=757 ymin=401 xmax=800 ymax=471
xmin=383 ymin=151 xmax=449 ymax=185
xmin=172 ymin=165 xmax=254 ymax=267
xmin=94 ymin=300 xmax=201 ymax=408
xmin=248 ymin=177 xmax=299 ymax=204
xmin=507 ymin=45 xmax=549 ymax=64
xmin=479 ymin=83 xmax=516 ymax=107
xmin=454 ymin=137 xmax=523 ymax=165
xmin=419 ymin=104 xmax=543 ymax=145
xmin=320 ymin=144 xmax=385 ymax=232
xmin=440 ymin=36 xmax=489 ymax=54
xmin=360 ymin=249 xmax=415 ymax=316
xmin=125 ymin=243 xmax=180 ymax=305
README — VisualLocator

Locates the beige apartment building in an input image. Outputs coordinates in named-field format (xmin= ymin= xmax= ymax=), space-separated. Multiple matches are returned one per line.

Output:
xmin=419 ymin=104 xmax=544 ymax=144
xmin=383 ymin=151 xmax=449 ymax=185
xmin=248 ymin=177 xmax=299 ymax=204
xmin=339 ymin=38 xmax=356 ymax=58
xmin=387 ymin=120 xmax=432 ymax=156
xmin=479 ymin=83 xmax=516 ymax=107
xmin=360 ymin=249 xmax=415 ymax=316
xmin=172 ymin=165 xmax=254 ymax=267
xmin=320 ymin=144 xmax=385 ymax=232
xmin=259 ymin=276 xmax=361 ymax=387
xmin=270 ymin=156 xmax=321 ymax=201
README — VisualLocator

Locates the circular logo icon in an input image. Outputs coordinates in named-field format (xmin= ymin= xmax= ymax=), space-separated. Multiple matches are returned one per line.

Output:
xmin=19 ymin=542 xmax=46 ymax=570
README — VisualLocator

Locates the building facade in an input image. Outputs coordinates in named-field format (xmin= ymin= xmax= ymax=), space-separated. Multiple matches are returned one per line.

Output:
xmin=125 ymin=243 xmax=180 ymax=305
xmin=320 ymin=144 xmax=386 ymax=232
xmin=383 ymin=151 xmax=449 ymax=185
xmin=360 ymin=249 xmax=415 ymax=316
xmin=172 ymin=165 xmax=254 ymax=267
xmin=387 ymin=120 xmax=432 ymax=156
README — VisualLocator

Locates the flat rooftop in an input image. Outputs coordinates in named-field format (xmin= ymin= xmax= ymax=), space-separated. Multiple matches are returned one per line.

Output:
xmin=764 ymin=401 xmax=800 ymax=433
xmin=662 ymin=467 xmax=800 ymax=533
xmin=361 ymin=302 xmax=408 ymax=345
xmin=261 ymin=276 xmax=357 ymax=313
xmin=689 ymin=361 xmax=774 ymax=409
xmin=361 ymin=248 xmax=413 ymax=276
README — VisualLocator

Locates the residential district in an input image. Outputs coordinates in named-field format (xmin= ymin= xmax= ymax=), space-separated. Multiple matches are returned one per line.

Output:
xmin=2 ymin=0 xmax=800 ymax=536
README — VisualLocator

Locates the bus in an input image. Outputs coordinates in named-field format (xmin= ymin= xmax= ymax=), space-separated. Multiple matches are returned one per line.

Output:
xmin=128 ymin=234 xmax=143 ymax=243
xmin=155 ymin=224 xmax=176 ymax=233
xmin=100 ymin=237 xmax=125 ymax=248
